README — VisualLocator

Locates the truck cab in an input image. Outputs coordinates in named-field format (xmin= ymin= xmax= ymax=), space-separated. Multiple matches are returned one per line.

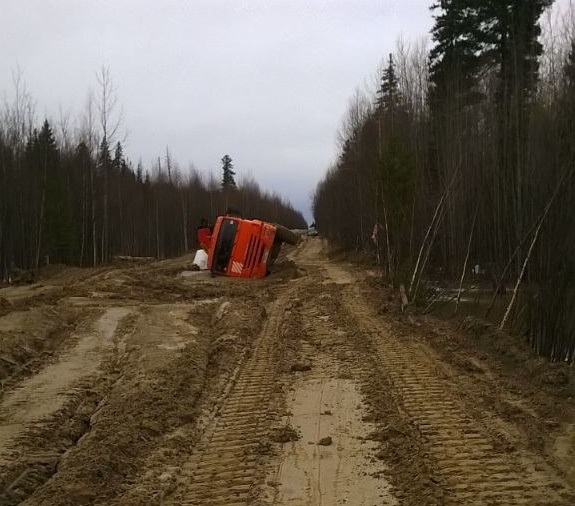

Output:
xmin=207 ymin=215 xmax=298 ymax=278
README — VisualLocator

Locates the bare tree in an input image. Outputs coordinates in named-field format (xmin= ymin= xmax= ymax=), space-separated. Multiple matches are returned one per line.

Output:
xmin=95 ymin=66 xmax=123 ymax=261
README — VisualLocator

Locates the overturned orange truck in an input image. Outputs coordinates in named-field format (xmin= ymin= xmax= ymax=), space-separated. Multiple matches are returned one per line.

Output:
xmin=203 ymin=215 xmax=299 ymax=278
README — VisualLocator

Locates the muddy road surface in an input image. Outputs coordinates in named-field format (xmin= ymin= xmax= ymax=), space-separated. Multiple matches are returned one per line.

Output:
xmin=1 ymin=239 xmax=574 ymax=505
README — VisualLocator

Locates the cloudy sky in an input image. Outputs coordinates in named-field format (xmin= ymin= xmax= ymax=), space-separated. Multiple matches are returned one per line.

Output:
xmin=1 ymin=1 xmax=570 ymax=222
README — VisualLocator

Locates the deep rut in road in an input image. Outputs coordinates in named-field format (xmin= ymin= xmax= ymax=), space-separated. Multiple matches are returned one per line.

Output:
xmin=264 ymin=287 xmax=396 ymax=505
xmin=332 ymin=267 xmax=574 ymax=505
xmin=0 ymin=307 xmax=132 ymax=505
xmin=163 ymin=288 xmax=297 ymax=506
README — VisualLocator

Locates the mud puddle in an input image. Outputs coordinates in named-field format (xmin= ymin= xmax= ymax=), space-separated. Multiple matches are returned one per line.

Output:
xmin=0 ymin=307 xmax=132 ymax=459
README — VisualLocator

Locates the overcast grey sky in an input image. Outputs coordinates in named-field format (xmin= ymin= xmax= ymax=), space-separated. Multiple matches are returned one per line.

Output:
xmin=1 ymin=1 xmax=570 ymax=222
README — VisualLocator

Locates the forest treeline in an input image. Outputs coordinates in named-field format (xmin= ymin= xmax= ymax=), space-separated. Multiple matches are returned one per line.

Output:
xmin=313 ymin=0 xmax=575 ymax=362
xmin=0 ymin=72 xmax=306 ymax=278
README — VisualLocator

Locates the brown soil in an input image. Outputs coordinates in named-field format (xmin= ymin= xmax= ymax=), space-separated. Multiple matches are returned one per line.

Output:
xmin=0 ymin=240 xmax=573 ymax=505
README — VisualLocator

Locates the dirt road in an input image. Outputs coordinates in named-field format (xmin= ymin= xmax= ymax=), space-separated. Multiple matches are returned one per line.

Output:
xmin=0 ymin=239 xmax=574 ymax=505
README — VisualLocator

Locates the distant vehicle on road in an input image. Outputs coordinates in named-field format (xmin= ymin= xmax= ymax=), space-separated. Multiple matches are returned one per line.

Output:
xmin=306 ymin=222 xmax=318 ymax=236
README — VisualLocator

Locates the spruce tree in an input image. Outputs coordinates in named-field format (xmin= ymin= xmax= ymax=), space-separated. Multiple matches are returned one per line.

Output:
xmin=485 ymin=0 xmax=554 ymax=241
xmin=564 ymin=40 xmax=575 ymax=129
xmin=428 ymin=0 xmax=486 ymax=109
xmin=98 ymin=137 xmax=112 ymax=177
xmin=376 ymin=54 xmax=401 ymax=114
xmin=221 ymin=154 xmax=236 ymax=190
xmin=427 ymin=0 xmax=485 ymax=199
xmin=566 ymin=40 xmax=575 ymax=89
xmin=36 ymin=120 xmax=74 ymax=264
xmin=74 ymin=141 xmax=92 ymax=266
xmin=136 ymin=161 xmax=143 ymax=184
xmin=112 ymin=141 xmax=124 ymax=173
xmin=485 ymin=0 xmax=553 ymax=107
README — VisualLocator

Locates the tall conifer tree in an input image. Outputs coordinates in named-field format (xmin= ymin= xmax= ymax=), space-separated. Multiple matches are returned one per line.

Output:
xmin=221 ymin=154 xmax=236 ymax=190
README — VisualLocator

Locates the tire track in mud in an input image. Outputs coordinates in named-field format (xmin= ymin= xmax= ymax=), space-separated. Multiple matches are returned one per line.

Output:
xmin=0 ymin=307 xmax=133 ymax=505
xmin=164 ymin=288 xmax=295 ymax=506
xmin=268 ymin=290 xmax=396 ymax=506
xmin=0 ymin=307 xmax=132 ymax=455
xmin=335 ymin=278 xmax=573 ymax=505
xmin=15 ymin=301 xmax=213 ymax=506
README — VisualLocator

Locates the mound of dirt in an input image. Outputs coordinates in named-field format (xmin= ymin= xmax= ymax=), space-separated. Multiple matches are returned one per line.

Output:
xmin=270 ymin=426 xmax=300 ymax=443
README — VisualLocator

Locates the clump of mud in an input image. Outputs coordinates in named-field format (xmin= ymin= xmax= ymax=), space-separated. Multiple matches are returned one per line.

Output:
xmin=290 ymin=360 xmax=312 ymax=372
xmin=268 ymin=259 xmax=300 ymax=282
xmin=270 ymin=425 xmax=300 ymax=443
xmin=366 ymin=426 xmax=406 ymax=443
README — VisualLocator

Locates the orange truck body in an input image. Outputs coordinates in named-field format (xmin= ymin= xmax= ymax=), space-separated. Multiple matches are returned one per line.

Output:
xmin=207 ymin=215 xmax=280 ymax=278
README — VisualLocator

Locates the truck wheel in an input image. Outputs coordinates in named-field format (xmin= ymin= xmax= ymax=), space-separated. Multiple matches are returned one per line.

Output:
xmin=275 ymin=225 xmax=299 ymax=246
